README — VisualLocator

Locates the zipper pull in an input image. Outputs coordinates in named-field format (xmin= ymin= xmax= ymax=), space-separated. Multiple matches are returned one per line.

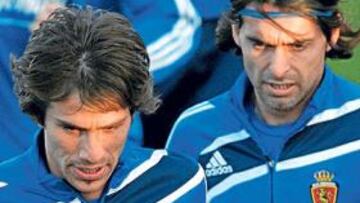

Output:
xmin=268 ymin=160 xmax=275 ymax=168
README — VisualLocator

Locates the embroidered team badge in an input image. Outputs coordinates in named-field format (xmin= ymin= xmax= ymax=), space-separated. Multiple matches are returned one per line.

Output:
xmin=311 ymin=170 xmax=338 ymax=203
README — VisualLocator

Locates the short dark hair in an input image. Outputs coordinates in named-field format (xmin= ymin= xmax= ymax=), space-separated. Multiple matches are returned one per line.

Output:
xmin=216 ymin=0 xmax=360 ymax=59
xmin=12 ymin=6 xmax=160 ymax=125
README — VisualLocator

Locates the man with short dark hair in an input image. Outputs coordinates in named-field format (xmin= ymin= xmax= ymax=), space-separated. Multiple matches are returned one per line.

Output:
xmin=166 ymin=0 xmax=360 ymax=202
xmin=0 ymin=6 xmax=206 ymax=202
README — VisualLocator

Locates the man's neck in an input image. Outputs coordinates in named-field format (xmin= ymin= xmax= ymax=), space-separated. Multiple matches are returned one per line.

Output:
xmin=254 ymin=104 xmax=302 ymax=125
xmin=83 ymin=191 xmax=102 ymax=201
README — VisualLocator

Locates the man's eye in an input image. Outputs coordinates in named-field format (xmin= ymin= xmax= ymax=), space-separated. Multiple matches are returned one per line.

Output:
xmin=291 ymin=43 xmax=306 ymax=51
xmin=252 ymin=41 xmax=266 ymax=49
xmin=103 ymin=126 xmax=119 ymax=133
xmin=63 ymin=127 xmax=80 ymax=135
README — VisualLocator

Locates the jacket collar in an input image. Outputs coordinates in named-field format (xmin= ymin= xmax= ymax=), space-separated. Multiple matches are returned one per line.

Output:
xmin=229 ymin=65 xmax=354 ymax=125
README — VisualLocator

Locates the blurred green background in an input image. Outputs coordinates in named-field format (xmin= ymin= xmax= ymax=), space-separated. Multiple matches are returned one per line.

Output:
xmin=328 ymin=0 xmax=360 ymax=84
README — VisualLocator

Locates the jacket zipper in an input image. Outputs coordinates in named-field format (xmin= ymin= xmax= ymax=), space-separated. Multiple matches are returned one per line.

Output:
xmin=267 ymin=159 xmax=275 ymax=203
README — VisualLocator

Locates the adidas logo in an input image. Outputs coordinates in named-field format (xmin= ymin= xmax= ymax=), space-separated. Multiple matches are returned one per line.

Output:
xmin=205 ymin=151 xmax=233 ymax=177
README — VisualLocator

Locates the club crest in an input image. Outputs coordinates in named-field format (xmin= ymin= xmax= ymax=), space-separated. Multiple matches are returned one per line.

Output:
xmin=311 ymin=170 xmax=338 ymax=203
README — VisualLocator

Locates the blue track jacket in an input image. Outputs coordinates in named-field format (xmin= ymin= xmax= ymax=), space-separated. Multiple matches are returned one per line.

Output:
xmin=0 ymin=131 xmax=206 ymax=203
xmin=166 ymin=66 xmax=360 ymax=202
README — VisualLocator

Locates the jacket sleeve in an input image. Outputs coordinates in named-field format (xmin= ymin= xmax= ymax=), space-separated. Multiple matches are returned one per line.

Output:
xmin=120 ymin=0 xmax=202 ymax=95
xmin=157 ymin=164 xmax=207 ymax=203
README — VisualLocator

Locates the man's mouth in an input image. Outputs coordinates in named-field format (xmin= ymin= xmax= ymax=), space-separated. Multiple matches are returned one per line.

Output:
xmin=73 ymin=166 xmax=106 ymax=181
xmin=270 ymin=83 xmax=292 ymax=89
xmin=265 ymin=82 xmax=295 ymax=96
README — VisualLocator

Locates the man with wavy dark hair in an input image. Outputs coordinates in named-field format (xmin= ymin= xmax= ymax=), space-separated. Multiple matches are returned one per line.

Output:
xmin=166 ymin=0 xmax=360 ymax=202
xmin=0 ymin=6 xmax=206 ymax=202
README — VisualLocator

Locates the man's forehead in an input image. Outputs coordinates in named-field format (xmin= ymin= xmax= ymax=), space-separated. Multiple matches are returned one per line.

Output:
xmin=48 ymin=91 xmax=124 ymax=115
xmin=46 ymin=93 xmax=130 ymax=129
xmin=240 ymin=12 xmax=320 ymax=42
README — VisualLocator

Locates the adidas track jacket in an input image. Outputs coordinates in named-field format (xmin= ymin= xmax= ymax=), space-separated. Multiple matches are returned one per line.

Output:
xmin=166 ymin=66 xmax=360 ymax=203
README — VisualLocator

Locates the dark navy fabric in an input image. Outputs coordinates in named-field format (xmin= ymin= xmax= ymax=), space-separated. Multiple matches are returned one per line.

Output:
xmin=106 ymin=150 xmax=204 ymax=202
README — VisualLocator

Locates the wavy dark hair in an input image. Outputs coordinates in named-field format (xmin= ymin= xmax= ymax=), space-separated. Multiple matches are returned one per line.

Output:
xmin=216 ymin=0 xmax=360 ymax=59
xmin=12 ymin=6 xmax=160 ymax=125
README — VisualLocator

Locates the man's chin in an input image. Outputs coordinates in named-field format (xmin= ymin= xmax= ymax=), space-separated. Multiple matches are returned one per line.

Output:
xmin=265 ymin=98 xmax=300 ymax=113
xmin=70 ymin=178 xmax=108 ymax=200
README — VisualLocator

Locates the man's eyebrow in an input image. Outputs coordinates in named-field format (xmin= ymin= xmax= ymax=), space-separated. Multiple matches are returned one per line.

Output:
xmin=98 ymin=118 xmax=128 ymax=129
xmin=55 ymin=116 xmax=128 ymax=130
xmin=246 ymin=35 xmax=274 ymax=46
xmin=289 ymin=39 xmax=312 ymax=45
xmin=55 ymin=120 xmax=86 ymax=131
xmin=246 ymin=35 xmax=312 ymax=46
xmin=246 ymin=35 xmax=264 ymax=43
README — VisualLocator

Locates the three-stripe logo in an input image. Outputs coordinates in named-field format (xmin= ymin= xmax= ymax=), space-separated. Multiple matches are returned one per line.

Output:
xmin=205 ymin=151 xmax=233 ymax=177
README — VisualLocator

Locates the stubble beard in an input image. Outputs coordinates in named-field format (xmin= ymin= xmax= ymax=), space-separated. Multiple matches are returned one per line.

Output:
xmin=256 ymin=84 xmax=310 ymax=116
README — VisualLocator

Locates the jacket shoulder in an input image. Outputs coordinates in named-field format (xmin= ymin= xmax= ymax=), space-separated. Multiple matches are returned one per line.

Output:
xmin=106 ymin=149 xmax=206 ymax=203
xmin=166 ymin=93 xmax=242 ymax=157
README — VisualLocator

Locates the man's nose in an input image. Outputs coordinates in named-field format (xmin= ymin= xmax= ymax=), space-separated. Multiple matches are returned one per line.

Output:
xmin=78 ymin=131 xmax=105 ymax=164
xmin=268 ymin=48 xmax=291 ymax=79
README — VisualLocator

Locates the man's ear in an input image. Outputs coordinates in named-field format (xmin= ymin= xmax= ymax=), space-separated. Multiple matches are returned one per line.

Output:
xmin=232 ymin=24 xmax=242 ymax=47
xmin=327 ymin=27 xmax=340 ymax=51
